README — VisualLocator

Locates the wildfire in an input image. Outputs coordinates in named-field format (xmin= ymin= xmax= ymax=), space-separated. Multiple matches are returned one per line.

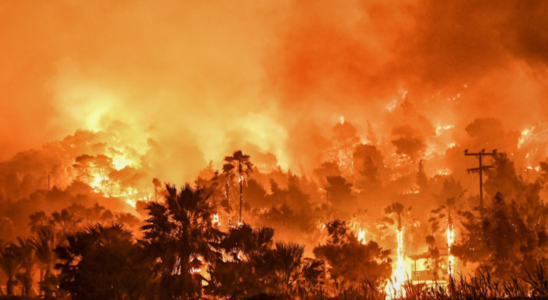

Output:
xmin=518 ymin=126 xmax=535 ymax=148
xmin=435 ymin=125 xmax=455 ymax=136
xmin=357 ymin=229 xmax=367 ymax=245
xmin=447 ymin=226 xmax=455 ymax=277
xmin=212 ymin=214 xmax=221 ymax=227
xmin=385 ymin=227 xmax=406 ymax=298
xmin=438 ymin=168 xmax=451 ymax=176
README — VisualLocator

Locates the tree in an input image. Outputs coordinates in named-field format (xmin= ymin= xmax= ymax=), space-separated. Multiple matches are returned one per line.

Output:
xmin=56 ymin=224 xmax=153 ymax=300
xmin=223 ymin=150 xmax=253 ymax=224
xmin=325 ymin=176 xmax=356 ymax=216
xmin=208 ymin=224 xmax=320 ymax=299
xmin=391 ymin=126 xmax=425 ymax=162
xmin=73 ymin=154 xmax=94 ymax=184
xmin=51 ymin=209 xmax=82 ymax=235
xmin=207 ymin=224 xmax=276 ymax=298
xmin=256 ymin=242 xmax=306 ymax=297
xmin=141 ymin=184 xmax=224 ymax=299
xmin=32 ymin=227 xmax=62 ymax=298
xmin=14 ymin=237 xmax=36 ymax=297
xmin=0 ymin=242 xmax=21 ymax=295
xmin=73 ymin=154 xmax=115 ymax=192
xmin=29 ymin=211 xmax=49 ymax=234
xmin=452 ymin=192 xmax=548 ymax=280
xmin=353 ymin=144 xmax=384 ymax=192
xmin=313 ymin=220 xmax=391 ymax=292
xmin=377 ymin=202 xmax=417 ymax=296
xmin=427 ymin=197 xmax=462 ymax=279
xmin=356 ymin=157 xmax=382 ymax=192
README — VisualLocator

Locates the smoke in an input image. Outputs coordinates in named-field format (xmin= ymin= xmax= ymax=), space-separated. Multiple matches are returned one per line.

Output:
xmin=264 ymin=0 xmax=548 ymax=173
xmin=1 ymin=0 xmax=548 ymax=183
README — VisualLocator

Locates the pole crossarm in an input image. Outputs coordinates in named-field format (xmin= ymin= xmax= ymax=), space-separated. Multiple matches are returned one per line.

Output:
xmin=464 ymin=149 xmax=497 ymax=209
xmin=466 ymin=166 xmax=493 ymax=174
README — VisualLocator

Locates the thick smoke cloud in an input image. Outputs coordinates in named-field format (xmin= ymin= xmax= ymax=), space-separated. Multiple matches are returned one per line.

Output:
xmin=267 ymin=0 xmax=548 ymax=171
xmin=0 ymin=0 xmax=286 ymax=178
xmin=1 ymin=0 xmax=547 ymax=182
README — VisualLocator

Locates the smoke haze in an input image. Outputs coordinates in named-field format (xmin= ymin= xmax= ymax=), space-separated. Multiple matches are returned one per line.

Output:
xmin=1 ymin=0 xmax=548 ymax=182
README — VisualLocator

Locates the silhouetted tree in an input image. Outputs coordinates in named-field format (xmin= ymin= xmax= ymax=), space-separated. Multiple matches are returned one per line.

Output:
xmin=223 ymin=150 xmax=253 ymax=224
xmin=141 ymin=184 xmax=224 ymax=299
xmin=314 ymin=220 xmax=391 ymax=291
xmin=32 ymin=227 xmax=62 ymax=298
xmin=56 ymin=224 xmax=153 ymax=300
xmin=453 ymin=192 xmax=548 ymax=280
xmin=0 ymin=242 xmax=21 ymax=295
xmin=207 ymin=224 xmax=276 ymax=298
xmin=14 ymin=237 xmax=36 ymax=297
xmin=313 ymin=162 xmax=341 ymax=187
xmin=353 ymin=144 xmax=384 ymax=192
xmin=391 ymin=126 xmax=425 ymax=163
xmin=325 ymin=176 xmax=356 ymax=216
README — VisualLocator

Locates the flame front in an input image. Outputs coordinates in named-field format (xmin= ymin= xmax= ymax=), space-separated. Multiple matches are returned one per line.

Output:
xmin=447 ymin=226 xmax=455 ymax=277
xmin=386 ymin=227 xmax=406 ymax=298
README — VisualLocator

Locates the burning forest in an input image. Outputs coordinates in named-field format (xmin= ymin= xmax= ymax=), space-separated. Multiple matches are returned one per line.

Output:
xmin=2 ymin=1 xmax=548 ymax=299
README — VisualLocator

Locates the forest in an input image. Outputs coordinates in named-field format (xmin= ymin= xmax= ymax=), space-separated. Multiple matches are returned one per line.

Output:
xmin=1 ymin=118 xmax=548 ymax=300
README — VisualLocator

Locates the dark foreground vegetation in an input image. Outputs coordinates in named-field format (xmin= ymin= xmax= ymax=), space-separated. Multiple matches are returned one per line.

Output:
xmin=1 ymin=181 xmax=548 ymax=299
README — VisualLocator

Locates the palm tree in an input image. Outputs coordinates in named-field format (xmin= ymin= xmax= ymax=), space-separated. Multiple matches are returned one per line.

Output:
xmin=208 ymin=224 xmax=276 ymax=298
xmin=15 ymin=237 xmax=36 ymax=297
xmin=0 ymin=242 xmax=21 ymax=295
xmin=377 ymin=202 xmax=416 ymax=297
xmin=141 ymin=184 xmax=224 ymax=299
xmin=271 ymin=242 xmax=305 ymax=296
xmin=429 ymin=197 xmax=462 ymax=277
xmin=56 ymin=224 xmax=153 ymax=300
xmin=223 ymin=150 xmax=253 ymax=224
xmin=51 ymin=209 xmax=82 ymax=235
xmin=32 ymin=227 xmax=62 ymax=298
xmin=28 ymin=211 xmax=49 ymax=234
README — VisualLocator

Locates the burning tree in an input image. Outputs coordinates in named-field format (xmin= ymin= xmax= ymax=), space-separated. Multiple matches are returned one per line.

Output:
xmin=428 ymin=196 xmax=462 ymax=278
xmin=377 ymin=202 xmax=416 ymax=297
xmin=313 ymin=220 xmax=391 ymax=293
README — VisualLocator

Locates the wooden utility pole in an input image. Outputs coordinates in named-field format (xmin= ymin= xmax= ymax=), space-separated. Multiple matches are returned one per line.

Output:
xmin=465 ymin=149 xmax=497 ymax=209
xmin=46 ymin=171 xmax=53 ymax=190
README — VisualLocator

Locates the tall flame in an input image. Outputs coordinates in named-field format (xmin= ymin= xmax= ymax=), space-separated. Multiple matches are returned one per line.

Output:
xmin=447 ymin=225 xmax=455 ymax=277
xmin=358 ymin=229 xmax=367 ymax=245
xmin=385 ymin=227 xmax=406 ymax=298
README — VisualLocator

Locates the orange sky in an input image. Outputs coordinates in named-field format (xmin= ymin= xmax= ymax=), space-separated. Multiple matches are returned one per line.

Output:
xmin=1 ymin=0 xmax=547 ymax=179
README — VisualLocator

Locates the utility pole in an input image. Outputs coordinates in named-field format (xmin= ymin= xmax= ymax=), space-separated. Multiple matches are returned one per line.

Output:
xmin=465 ymin=149 xmax=497 ymax=209
xmin=45 ymin=172 xmax=53 ymax=190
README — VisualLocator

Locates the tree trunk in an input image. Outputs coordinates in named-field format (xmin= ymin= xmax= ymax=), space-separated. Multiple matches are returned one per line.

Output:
xmin=23 ymin=271 xmax=32 ymax=296
xmin=7 ymin=277 xmax=15 ymax=295
xmin=44 ymin=267 xmax=54 ymax=299
xmin=239 ymin=179 xmax=243 ymax=224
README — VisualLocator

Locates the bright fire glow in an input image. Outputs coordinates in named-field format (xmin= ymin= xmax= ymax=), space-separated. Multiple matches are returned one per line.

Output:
xmin=212 ymin=213 xmax=221 ymax=227
xmin=447 ymin=225 xmax=455 ymax=277
xmin=358 ymin=229 xmax=367 ymax=245
xmin=126 ymin=199 xmax=136 ymax=208
xmin=385 ymin=228 xmax=406 ymax=298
